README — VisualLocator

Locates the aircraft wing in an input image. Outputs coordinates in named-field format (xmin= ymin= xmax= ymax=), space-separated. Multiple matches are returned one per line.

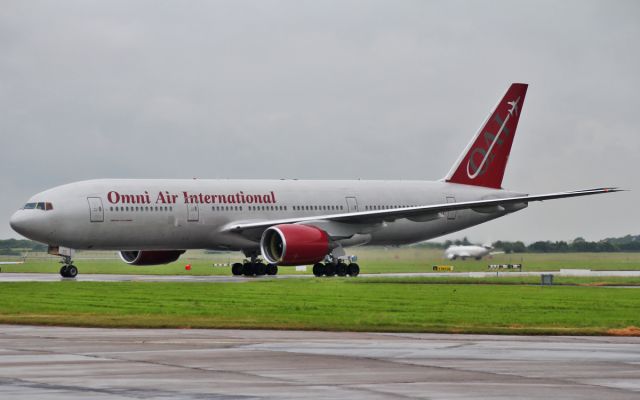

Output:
xmin=223 ymin=187 xmax=621 ymax=238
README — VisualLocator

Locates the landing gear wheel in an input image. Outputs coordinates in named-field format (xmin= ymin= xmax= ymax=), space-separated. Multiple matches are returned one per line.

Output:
xmin=243 ymin=263 xmax=255 ymax=276
xmin=255 ymin=262 xmax=267 ymax=276
xmin=347 ymin=263 xmax=360 ymax=277
xmin=313 ymin=263 xmax=325 ymax=277
xmin=266 ymin=263 xmax=278 ymax=275
xmin=324 ymin=263 xmax=336 ymax=277
xmin=66 ymin=265 xmax=78 ymax=278
xmin=336 ymin=262 xmax=347 ymax=277
xmin=60 ymin=265 xmax=68 ymax=277
xmin=231 ymin=262 xmax=243 ymax=276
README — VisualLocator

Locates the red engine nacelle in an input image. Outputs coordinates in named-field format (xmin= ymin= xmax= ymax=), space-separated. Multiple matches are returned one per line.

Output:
xmin=119 ymin=250 xmax=185 ymax=266
xmin=260 ymin=224 xmax=329 ymax=266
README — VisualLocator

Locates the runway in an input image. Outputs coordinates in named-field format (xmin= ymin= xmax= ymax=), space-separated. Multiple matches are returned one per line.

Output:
xmin=0 ymin=325 xmax=639 ymax=399
xmin=1 ymin=269 xmax=640 ymax=282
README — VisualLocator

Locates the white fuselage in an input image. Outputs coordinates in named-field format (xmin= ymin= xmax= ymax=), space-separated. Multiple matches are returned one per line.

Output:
xmin=10 ymin=179 xmax=524 ymax=253
xmin=445 ymin=245 xmax=492 ymax=260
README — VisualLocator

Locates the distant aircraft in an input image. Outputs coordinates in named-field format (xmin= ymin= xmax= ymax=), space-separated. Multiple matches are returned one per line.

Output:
xmin=10 ymin=83 xmax=621 ymax=278
xmin=0 ymin=261 xmax=24 ymax=265
xmin=444 ymin=244 xmax=503 ymax=260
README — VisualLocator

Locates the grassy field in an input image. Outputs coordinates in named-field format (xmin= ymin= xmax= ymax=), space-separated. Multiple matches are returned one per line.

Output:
xmin=0 ymin=279 xmax=638 ymax=335
xmin=2 ymin=248 xmax=640 ymax=275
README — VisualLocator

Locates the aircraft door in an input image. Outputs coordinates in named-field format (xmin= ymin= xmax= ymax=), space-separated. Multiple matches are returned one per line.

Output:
xmin=187 ymin=204 xmax=199 ymax=221
xmin=446 ymin=196 xmax=456 ymax=220
xmin=345 ymin=197 xmax=359 ymax=212
xmin=87 ymin=197 xmax=104 ymax=222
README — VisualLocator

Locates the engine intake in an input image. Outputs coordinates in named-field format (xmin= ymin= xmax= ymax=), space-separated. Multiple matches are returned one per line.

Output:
xmin=260 ymin=224 xmax=329 ymax=266
xmin=119 ymin=250 xmax=185 ymax=266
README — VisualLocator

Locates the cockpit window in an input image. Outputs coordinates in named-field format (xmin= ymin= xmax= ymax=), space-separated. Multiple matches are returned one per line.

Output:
xmin=23 ymin=202 xmax=53 ymax=211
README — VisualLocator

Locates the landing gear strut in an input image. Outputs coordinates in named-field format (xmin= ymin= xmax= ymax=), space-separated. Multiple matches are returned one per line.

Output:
xmin=232 ymin=254 xmax=278 ymax=277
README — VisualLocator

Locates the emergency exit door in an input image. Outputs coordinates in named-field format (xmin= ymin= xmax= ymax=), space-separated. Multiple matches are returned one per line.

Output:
xmin=187 ymin=204 xmax=199 ymax=221
xmin=87 ymin=197 xmax=104 ymax=222
xmin=446 ymin=196 xmax=456 ymax=220
xmin=345 ymin=197 xmax=359 ymax=212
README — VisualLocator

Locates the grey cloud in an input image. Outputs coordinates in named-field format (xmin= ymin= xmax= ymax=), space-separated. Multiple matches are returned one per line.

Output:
xmin=1 ymin=0 xmax=638 ymax=243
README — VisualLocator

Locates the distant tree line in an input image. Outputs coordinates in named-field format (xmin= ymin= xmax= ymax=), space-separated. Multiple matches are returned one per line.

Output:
xmin=494 ymin=235 xmax=640 ymax=253
xmin=0 ymin=239 xmax=47 ymax=255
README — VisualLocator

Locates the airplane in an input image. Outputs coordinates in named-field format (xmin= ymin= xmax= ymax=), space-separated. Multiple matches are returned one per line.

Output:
xmin=0 ymin=261 xmax=24 ymax=265
xmin=9 ymin=83 xmax=621 ymax=278
xmin=444 ymin=244 xmax=503 ymax=260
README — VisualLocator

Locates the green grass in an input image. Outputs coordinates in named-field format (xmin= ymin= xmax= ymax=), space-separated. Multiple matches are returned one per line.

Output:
xmin=0 ymin=280 xmax=638 ymax=335
xmin=2 ymin=249 xmax=640 ymax=275
xmin=357 ymin=275 xmax=640 ymax=286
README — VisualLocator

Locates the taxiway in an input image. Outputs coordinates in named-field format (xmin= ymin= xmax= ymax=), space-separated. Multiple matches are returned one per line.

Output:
xmin=0 ymin=325 xmax=639 ymax=399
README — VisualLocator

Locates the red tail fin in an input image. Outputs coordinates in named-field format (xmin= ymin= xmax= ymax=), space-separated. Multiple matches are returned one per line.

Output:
xmin=445 ymin=83 xmax=528 ymax=189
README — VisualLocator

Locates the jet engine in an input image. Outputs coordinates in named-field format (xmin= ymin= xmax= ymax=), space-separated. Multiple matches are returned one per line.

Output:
xmin=119 ymin=250 xmax=185 ymax=266
xmin=260 ymin=224 xmax=329 ymax=266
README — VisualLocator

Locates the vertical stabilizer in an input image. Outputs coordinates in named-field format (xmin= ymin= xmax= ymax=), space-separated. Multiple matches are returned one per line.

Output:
xmin=445 ymin=83 xmax=528 ymax=189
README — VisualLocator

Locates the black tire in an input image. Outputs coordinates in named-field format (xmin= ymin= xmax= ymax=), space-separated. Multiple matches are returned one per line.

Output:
xmin=266 ymin=264 xmax=278 ymax=275
xmin=231 ymin=262 xmax=243 ymax=276
xmin=255 ymin=262 xmax=267 ymax=276
xmin=347 ymin=263 xmax=360 ymax=277
xmin=66 ymin=265 xmax=78 ymax=278
xmin=243 ymin=263 xmax=255 ymax=276
xmin=59 ymin=265 xmax=68 ymax=277
xmin=312 ymin=263 xmax=325 ymax=277
xmin=336 ymin=262 xmax=347 ymax=277
xmin=324 ymin=263 xmax=336 ymax=277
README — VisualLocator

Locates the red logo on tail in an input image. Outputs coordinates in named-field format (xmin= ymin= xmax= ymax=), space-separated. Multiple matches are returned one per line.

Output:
xmin=446 ymin=83 xmax=528 ymax=189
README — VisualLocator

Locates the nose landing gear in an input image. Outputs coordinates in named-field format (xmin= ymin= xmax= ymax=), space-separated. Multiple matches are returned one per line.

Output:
xmin=48 ymin=247 xmax=78 ymax=278
xmin=59 ymin=255 xmax=78 ymax=278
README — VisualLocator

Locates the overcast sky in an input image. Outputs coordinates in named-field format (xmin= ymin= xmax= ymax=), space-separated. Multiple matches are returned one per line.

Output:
xmin=1 ymin=0 xmax=638 ymax=243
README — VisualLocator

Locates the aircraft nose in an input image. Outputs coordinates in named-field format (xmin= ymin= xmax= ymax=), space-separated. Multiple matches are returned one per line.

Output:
xmin=9 ymin=210 xmax=28 ymax=236
xmin=9 ymin=209 xmax=52 ymax=241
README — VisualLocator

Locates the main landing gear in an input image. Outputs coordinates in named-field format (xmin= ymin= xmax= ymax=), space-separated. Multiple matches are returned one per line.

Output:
xmin=231 ymin=257 xmax=278 ymax=277
xmin=312 ymin=261 xmax=360 ymax=277
xmin=59 ymin=255 xmax=78 ymax=278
